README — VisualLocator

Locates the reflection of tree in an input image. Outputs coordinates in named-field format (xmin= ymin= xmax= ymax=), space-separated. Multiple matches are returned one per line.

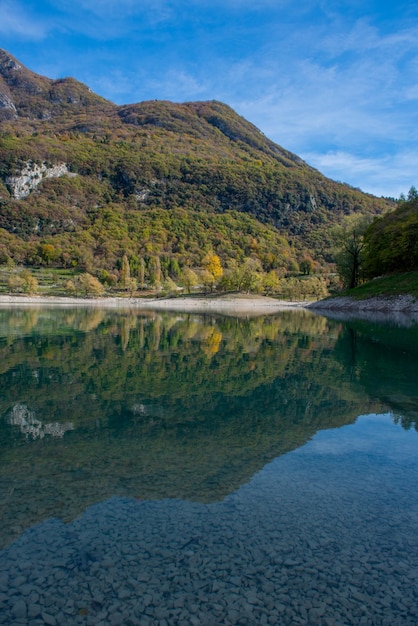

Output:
xmin=1 ymin=309 xmax=39 ymax=337
xmin=2 ymin=309 xmax=415 ymax=441
xmin=346 ymin=327 xmax=358 ymax=382
xmin=77 ymin=309 xmax=105 ymax=333
xmin=3 ymin=308 xmax=415 ymax=548
xmin=201 ymin=328 xmax=223 ymax=357
xmin=334 ymin=321 xmax=418 ymax=430
xmin=0 ymin=308 xmax=369 ymax=439
xmin=120 ymin=315 xmax=138 ymax=352
xmin=393 ymin=413 xmax=418 ymax=431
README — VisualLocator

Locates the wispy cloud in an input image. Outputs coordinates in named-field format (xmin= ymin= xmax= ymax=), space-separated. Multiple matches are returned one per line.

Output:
xmin=86 ymin=67 xmax=210 ymax=106
xmin=143 ymin=71 xmax=209 ymax=101
xmin=216 ymin=16 xmax=418 ymax=196
xmin=302 ymin=150 xmax=418 ymax=198
xmin=302 ymin=413 xmax=418 ymax=461
xmin=0 ymin=0 xmax=48 ymax=38
xmin=50 ymin=0 xmax=176 ymax=34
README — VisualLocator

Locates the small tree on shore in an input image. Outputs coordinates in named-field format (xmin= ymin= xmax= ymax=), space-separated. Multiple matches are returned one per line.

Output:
xmin=200 ymin=269 xmax=216 ymax=294
xmin=7 ymin=274 xmax=24 ymax=293
xmin=149 ymin=256 xmax=162 ymax=290
xmin=263 ymin=270 xmax=280 ymax=295
xmin=333 ymin=216 xmax=370 ymax=289
xmin=181 ymin=267 xmax=198 ymax=294
xmin=21 ymin=270 xmax=39 ymax=294
xmin=75 ymin=273 xmax=105 ymax=297
xmin=202 ymin=252 xmax=223 ymax=289
xmin=7 ymin=270 xmax=38 ymax=294
xmin=120 ymin=253 xmax=130 ymax=287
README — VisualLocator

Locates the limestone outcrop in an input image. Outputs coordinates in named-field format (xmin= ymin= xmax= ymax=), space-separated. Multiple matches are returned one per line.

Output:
xmin=5 ymin=161 xmax=75 ymax=199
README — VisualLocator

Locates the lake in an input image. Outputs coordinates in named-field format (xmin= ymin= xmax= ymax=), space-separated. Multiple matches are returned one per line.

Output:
xmin=0 ymin=306 xmax=417 ymax=626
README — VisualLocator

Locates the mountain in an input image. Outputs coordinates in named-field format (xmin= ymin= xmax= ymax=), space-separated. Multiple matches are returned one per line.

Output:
xmin=0 ymin=48 xmax=392 ymax=278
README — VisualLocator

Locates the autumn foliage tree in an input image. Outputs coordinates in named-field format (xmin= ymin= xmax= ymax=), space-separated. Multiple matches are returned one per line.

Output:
xmin=202 ymin=252 xmax=223 ymax=291
xmin=7 ymin=269 xmax=38 ymax=294
xmin=75 ymin=273 xmax=105 ymax=296
xmin=120 ymin=253 xmax=137 ymax=293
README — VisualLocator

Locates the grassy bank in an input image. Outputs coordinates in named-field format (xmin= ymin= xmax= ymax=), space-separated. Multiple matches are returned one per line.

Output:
xmin=339 ymin=272 xmax=418 ymax=300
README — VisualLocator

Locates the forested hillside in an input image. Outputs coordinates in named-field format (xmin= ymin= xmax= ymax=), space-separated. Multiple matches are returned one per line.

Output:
xmin=0 ymin=49 xmax=392 ymax=293
xmin=364 ymin=193 xmax=418 ymax=277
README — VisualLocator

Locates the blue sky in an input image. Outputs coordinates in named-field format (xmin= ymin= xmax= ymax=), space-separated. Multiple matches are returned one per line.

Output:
xmin=1 ymin=0 xmax=418 ymax=198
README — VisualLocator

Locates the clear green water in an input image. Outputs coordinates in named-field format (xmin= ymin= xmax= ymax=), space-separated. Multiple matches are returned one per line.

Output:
xmin=0 ymin=307 xmax=418 ymax=625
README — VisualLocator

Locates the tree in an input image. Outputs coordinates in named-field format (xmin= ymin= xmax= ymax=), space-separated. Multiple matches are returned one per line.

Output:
xmin=299 ymin=257 xmax=314 ymax=276
xmin=231 ymin=258 xmax=263 ymax=293
xmin=64 ymin=279 xmax=76 ymax=295
xmin=263 ymin=270 xmax=280 ymax=295
xmin=161 ymin=276 xmax=179 ymax=296
xmin=333 ymin=216 xmax=370 ymax=290
xmin=76 ymin=273 xmax=105 ymax=296
xmin=149 ymin=256 xmax=162 ymax=290
xmin=7 ymin=270 xmax=38 ymax=294
xmin=7 ymin=274 xmax=24 ymax=293
xmin=202 ymin=252 xmax=223 ymax=290
xmin=363 ymin=193 xmax=418 ymax=276
xmin=407 ymin=186 xmax=418 ymax=201
xmin=126 ymin=277 xmax=138 ymax=295
xmin=139 ymin=257 xmax=145 ymax=289
xmin=200 ymin=269 xmax=216 ymax=293
xmin=39 ymin=244 xmax=57 ymax=266
xmin=120 ymin=253 xmax=131 ymax=289
xmin=21 ymin=269 xmax=38 ymax=294
xmin=181 ymin=267 xmax=198 ymax=294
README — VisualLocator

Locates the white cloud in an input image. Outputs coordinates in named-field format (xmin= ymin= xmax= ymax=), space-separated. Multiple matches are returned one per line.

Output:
xmin=302 ymin=413 xmax=418 ymax=461
xmin=144 ymin=70 xmax=209 ymax=101
xmin=51 ymin=0 xmax=174 ymax=29
xmin=405 ymin=82 xmax=418 ymax=101
xmin=301 ymin=150 xmax=418 ymax=198
xmin=0 ymin=0 xmax=48 ymax=38
xmin=83 ymin=66 xmax=209 ymax=105
xmin=320 ymin=17 xmax=418 ymax=57
xmin=213 ymin=15 xmax=418 ymax=197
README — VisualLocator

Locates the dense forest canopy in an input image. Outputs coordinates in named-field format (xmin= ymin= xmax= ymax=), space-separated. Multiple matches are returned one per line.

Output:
xmin=364 ymin=192 xmax=418 ymax=278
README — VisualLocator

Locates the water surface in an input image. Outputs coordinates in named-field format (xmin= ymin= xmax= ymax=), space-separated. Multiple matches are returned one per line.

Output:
xmin=0 ymin=308 xmax=417 ymax=625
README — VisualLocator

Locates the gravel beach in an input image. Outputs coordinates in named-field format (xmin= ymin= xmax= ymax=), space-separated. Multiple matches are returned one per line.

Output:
xmin=2 ymin=293 xmax=418 ymax=320
xmin=0 ymin=294 xmax=309 ymax=315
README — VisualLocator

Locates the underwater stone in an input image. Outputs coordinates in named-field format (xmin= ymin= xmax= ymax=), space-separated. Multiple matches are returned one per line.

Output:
xmin=12 ymin=599 xmax=27 ymax=619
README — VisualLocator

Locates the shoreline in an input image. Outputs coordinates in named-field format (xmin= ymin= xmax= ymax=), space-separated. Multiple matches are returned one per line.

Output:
xmin=307 ymin=294 xmax=418 ymax=325
xmin=308 ymin=294 xmax=418 ymax=313
xmin=0 ymin=293 xmax=310 ymax=315
xmin=2 ymin=293 xmax=418 ymax=320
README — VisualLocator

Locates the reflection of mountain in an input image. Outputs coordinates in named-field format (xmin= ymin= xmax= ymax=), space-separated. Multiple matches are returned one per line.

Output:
xmin=7 ymin=403 xmax=74 ymax=439
xmin=1 ymin=307 xmax=416 ymax=548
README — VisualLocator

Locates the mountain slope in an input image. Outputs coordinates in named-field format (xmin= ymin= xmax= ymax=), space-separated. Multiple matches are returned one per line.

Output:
xmin=0 ymin=48 xmax=392 ymax=276
xmin=363 ymin=196 xmax=418 ymax=277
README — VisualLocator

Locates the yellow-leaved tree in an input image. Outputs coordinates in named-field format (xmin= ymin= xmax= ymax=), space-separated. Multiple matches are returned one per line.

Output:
xmin=202 ymin=252 xmax=223 ymax=291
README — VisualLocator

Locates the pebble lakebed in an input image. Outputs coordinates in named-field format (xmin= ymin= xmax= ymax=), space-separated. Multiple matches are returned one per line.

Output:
xmin=1 ymin=436 xmax=417 ymax=626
